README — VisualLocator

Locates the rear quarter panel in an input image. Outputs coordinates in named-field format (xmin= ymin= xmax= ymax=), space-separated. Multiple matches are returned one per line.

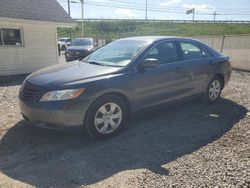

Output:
xmin=195 ymin=40 xmax=232 ymax=89
xmin=208 ymin=55 xmax=231 ymax=88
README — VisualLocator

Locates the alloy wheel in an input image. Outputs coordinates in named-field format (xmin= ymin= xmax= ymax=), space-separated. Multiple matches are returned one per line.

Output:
xmin=209 ymin=80 xmax=221 ymax=101
xmin=94 ymin=103 xmax=123 ymax=134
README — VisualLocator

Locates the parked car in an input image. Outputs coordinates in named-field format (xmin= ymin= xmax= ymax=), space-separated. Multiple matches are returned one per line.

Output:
xmin=65 ymin=38 xmax=97 ymax=62
xmin=58 ymin=37 xmax=71 ymax=50
xmin=19 ymin=36 xmax=232 ymax=139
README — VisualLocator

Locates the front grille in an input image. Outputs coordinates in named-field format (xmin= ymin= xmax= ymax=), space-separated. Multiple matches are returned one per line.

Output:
xmin=70 ymin=50 xmax=89 ymax=57
xmin=19 ymin=81 xmax=44 ymax=102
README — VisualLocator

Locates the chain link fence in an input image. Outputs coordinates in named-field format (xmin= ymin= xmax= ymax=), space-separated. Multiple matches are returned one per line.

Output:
xmin=60 ymin=22 xmax=250 ymax=71
xmin=95 ymin=34 xmax=250 ymax=71
xmin=96 ymin=34 xmax=250 ymax=71
xmin=92 ymin=34 xmax=250 ymax=71
xmin=195 ymin=35 xmax=250 ymax=71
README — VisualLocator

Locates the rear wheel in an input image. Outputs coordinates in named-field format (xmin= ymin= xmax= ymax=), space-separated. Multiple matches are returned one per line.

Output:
xmin=84 ymin=95 xmax=128 ymax=139
xmin=206 ymin=76 xmax=223 ymax=104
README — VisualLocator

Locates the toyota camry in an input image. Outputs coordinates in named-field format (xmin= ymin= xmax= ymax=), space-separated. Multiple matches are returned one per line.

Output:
xmin=19 ymin=36 xmax=232 ymax=138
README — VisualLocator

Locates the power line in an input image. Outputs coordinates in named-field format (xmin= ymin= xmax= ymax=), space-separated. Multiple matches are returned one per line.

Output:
xmin=83 ymin=1 xmax=250 ymax=15
xmin=58 ymin=0 xmax=250 ymax=12
xmin=58 ymin=0 xmax=250 ymax=11
xmin=91 ymin=0 xmax=250 ymax=12
xmin=95 ymin=0 xmax=250 ymax=12
xmin=57 ymin=0 xmax=250 ymax=16
xmin=85 ymin=1 xmax=188 ymax=14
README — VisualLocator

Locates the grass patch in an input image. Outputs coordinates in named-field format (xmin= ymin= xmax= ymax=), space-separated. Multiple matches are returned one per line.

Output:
xmin=58 ymin=21 xmax=250 ymax=40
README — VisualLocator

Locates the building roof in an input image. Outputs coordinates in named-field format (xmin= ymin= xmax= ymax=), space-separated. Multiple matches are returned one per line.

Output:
xmin=0 ymin=0 xmax=74 ymax=23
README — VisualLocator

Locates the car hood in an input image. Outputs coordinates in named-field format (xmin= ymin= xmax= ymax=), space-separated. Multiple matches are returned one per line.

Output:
xmin=26 ymin=61 xmax=121 ymax=88
xmin=67 ymin=46 xmax=93 ymax=51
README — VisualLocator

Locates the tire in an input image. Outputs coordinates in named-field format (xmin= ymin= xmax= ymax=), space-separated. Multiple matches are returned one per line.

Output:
xmin=61 ymin=45 xmax=66 ymax=51
xmin=205 ymin=76 xmax=223 ymax=104
xmin=84 ymin=95 xmax=128 ymax=139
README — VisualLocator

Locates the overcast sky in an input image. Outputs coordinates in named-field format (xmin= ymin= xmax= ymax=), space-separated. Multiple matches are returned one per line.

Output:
xmin=57 ymin=0 xmax=250 ymax=21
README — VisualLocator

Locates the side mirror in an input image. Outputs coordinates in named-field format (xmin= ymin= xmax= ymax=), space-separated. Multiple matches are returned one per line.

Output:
xmin=139 ymin=58 xmax=159 ymax=70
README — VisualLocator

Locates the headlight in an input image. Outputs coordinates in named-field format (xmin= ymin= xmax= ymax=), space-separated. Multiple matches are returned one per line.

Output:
xmin=40 ymin=88 xmax=85 ymax=102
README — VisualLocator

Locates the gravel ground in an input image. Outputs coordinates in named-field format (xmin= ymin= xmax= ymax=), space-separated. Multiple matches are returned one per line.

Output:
xmin=0 ymin=71 xmax=249 ymax=188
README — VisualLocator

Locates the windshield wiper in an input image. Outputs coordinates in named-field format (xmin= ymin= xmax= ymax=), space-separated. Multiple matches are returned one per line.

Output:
xmin=86 ymin=60 xmax=125 ymax=67
xmin=87 ymin=61 xmax=106 ymax=66
xmin=107 ymin=65 xmax=125 ymax=67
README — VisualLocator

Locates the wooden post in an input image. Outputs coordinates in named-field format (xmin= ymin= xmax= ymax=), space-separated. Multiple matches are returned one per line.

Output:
xmin=220 ymin=35 xmax=225 ymax=53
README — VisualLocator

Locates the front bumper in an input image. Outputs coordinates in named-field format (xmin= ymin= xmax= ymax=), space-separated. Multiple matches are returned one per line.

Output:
xmin=19 ymin=98 xmax=91 ymax=128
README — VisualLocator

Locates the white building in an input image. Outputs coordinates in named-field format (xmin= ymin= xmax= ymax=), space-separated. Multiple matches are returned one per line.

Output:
xmin=0 ymin=0 xmax=74 ymax=76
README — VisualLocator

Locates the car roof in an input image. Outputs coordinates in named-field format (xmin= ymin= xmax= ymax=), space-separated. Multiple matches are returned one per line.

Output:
xmin=73 ymin=38 xmax=94 ymax=40
xmin=119 ymin=36 xmax=198 ymax=43
xmin=120 ymin=36 xmax=221 ymax=58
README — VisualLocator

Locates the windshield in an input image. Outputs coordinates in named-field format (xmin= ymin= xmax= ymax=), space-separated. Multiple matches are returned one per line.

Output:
xmin=71 ymin=38 xmax=93 ymax=46
xmin=58 ymin=39 xmax=66 ymax=42
xmin=85 ymin=39 xmax=150 ymax=67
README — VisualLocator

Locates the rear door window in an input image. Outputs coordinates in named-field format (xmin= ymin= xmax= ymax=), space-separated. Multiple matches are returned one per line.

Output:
xmin=180 ymin=42 xmax=206 ymax=60
xmin=200 ymin=46 xmax=213 ymax=57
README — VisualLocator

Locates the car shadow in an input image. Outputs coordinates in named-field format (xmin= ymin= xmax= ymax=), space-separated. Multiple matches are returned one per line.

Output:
xmin=0 ymin=98 xmax=247 ymax=187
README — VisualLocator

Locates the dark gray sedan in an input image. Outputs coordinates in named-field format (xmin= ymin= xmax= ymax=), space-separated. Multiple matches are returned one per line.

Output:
xmin=65 ymin=38 xmax=97 ymax=62
xmin=19 ymin=36 xmax=232 ymax=138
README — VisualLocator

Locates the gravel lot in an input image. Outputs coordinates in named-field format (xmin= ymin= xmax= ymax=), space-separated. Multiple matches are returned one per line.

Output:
xmin=0 ymin=71 xmax=249 ymax=188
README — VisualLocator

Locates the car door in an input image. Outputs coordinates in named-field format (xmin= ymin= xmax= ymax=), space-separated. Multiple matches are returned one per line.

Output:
xmin=177 ymin=40 xmax=215 ymax=94
xmin=133 ymin=40 xmax=191 ymax=109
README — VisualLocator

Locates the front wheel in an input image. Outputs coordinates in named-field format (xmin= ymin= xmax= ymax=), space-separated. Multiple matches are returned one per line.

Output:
xmin=206 ymin=76 xmax=223 ymax=104
xmin=84 ymin=95 xmax=128 ymax=139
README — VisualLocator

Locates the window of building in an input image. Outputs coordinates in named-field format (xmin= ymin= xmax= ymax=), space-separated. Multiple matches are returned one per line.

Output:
xmin=0 ymin=28 xmax=23 ymax=46
xmin=0 ymin=30 xmax=2 ymax=45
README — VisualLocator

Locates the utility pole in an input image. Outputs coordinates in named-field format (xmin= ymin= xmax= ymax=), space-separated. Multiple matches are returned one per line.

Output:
xmin=67 ymin=0 xmax=72 ymax=39
xmin=67 ymin=0 xmax=71 ymax=15
xmin=145 ymin=0 xmax=148 ymax=20
xmin=211 ymin=11 xmax=218 ymax=48
xmin=81 ymin=0 xmax=84 ymax=37
xmin=213 ymin=11 xmax=218 ymax=22
xmin=192 ymin=8 xmax=195 ymax=21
